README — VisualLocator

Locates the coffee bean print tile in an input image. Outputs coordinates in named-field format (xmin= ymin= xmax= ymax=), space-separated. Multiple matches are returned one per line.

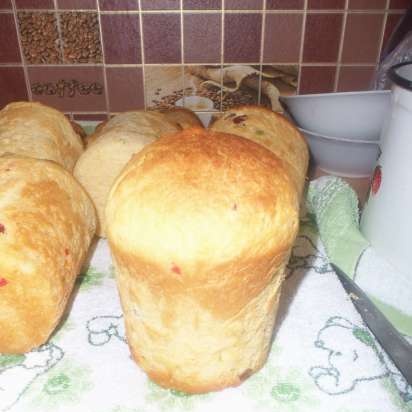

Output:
xmin=106 ymin=67 xmax=144 ymax=112
xmin=28 ymin=66 xmax=106 ymax=112
xmin=60 ymin=12 xmax=102 ymax=63
xmin=0 ymin=67 xmax=28 ymax=109
xmin=0 ymin=14 xmax=21 ymax=63
xmin=15 ymin=0 xmax=54 ymax=8
xmin=101 ymin=14 xmax=141 ymax=64
xmin=18 ymin=12 xmax=62 ymax=64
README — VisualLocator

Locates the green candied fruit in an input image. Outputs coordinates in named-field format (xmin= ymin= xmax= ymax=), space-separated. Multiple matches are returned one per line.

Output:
xmin=353 ymin=327 xmax=376 ymax=349
xmin=170 ymin=389 xmax=191 ymax=398
xmin=44 ymin=373 xmax=71 ymax=395
xmin=271 ymin=382 xmax=301 ymax=402
xmin=255 ymin=129 xmax=265 ymax=136
xmin=0 ymin=354 xmax=25 ymax=368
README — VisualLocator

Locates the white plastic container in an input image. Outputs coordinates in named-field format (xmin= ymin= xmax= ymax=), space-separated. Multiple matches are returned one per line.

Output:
xmin=281 ymin=90 xmax=391 ymax=141
xmin=361 ymin=61 xmax=412 ymax=276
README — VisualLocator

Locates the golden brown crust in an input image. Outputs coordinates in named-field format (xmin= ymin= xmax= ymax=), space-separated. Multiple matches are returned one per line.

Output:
xmin=156 ymin=107 xmax=204 ymax=129
xmin=209 ymin=104 xmax=309 ymax=196
xmin=73 ymin=111 xmax=182 ymax=237
xmin=0 ymin=101 xmax=84 ymax=171
xmin=106 ymin=128 xmax=300 ymax=393
xmin=0 ymin=156 xmax=96 ymax=353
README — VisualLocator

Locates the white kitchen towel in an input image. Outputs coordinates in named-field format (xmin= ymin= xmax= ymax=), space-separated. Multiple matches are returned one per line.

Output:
xmin=1 ymin=228 xmax=411 ymax=412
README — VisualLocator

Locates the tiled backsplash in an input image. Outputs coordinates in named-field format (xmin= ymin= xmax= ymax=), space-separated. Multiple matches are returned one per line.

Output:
xmin=0 ymin=0 xmax=408 ymax=120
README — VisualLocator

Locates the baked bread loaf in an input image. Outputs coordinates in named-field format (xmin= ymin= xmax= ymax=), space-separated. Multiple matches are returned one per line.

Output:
xmin=210 ymin=105 xmax=308 ymax=196
xmin=157 ymin=107 xmax=204 ymax=129
xmin=0 ymin=156 xmax=96 ymax=354
xmin=106 ymin=128 xmax=302 ymax=393
xmin=0 ymin=101 xmax=83 ymax=171
xmin=74 ymin=111 xmax=183 ymax=237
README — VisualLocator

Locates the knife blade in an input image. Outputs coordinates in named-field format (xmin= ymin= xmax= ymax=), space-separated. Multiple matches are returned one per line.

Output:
xmin=331 ymin=263 xmax=412 ymax=386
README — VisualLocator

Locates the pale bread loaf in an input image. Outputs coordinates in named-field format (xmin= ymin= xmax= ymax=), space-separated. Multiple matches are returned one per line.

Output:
xmin=74 ymin=111 xmax=183 ymax=237
xmin=0 ymin=156 xmax=96 ymax=353
xmin=0 ymin=101 xmax=83 ymax=171
xmin=106 ymin=128 xmax=301 ymax=393
xmin=157 ymin=107 xmax=204 ymax=129
xmin=210 ymin=105 xmax=309 ymax=196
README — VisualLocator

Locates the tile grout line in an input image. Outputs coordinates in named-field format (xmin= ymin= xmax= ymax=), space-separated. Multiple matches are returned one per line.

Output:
xmin=296 ymin=0 xmax=308 ymax=94
xmin=220 ymin=0 xmax=225 ymax=112
xmin=333 ymin=0 xmax=349 ymax=92
xmin=137 ymin=0 xmax=147 ymax=110
xmin=257 ymin=0 xmax=266 ymax=106
xmin=53 ymin=0 xmax=65 ymax=65
xmin=180 ymin=0 xmax=185 ymax=108
xmin=10 ymin=0 xmax=32 ymax=101
xmin=376 ymin=0 xmax=391 ymax=66
xmin=96 ymin=0 xmax=109 ymax=115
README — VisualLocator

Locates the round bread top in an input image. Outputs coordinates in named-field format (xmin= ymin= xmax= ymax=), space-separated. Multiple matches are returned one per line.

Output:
xmin=106 ymin=128 xmax=299 ymax=268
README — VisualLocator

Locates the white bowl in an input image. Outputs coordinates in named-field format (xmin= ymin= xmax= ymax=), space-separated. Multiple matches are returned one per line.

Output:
xmin=281 ymin=90 xmax=391 ymax=141
xmin=299 ymin=127 xmax=380 ymax=177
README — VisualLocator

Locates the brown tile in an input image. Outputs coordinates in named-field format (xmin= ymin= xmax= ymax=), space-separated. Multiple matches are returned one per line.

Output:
xmin=143 ymin=14 xmax=181 ymax=64
xmin=145 ymin=66 xmax=184 ymax=109
xmin=18 ymin=12 xmax=62 ymax=64
xmin=0 ymin=67 xmax=28 ymax=109
xmin=73 ymin=113 xmax=108 ymax=121
xmin=349 ymin=0 xmax=386 ymax=9
xmin=60 ymin=12 xmax=102 ymax=63
xmin=337 ymin=66 xmax=375 ymax=91
xmin=140 ymin=0 xmax=179 ymax=10
xmin=264 ymin=13 xmax=302 ymax=63
xmin=266 ymin=0 xmax=304 ymax=9
xmin=389 ymin=0 xmax=410 ymax=9
xmin=299 ymin=66 xmax=336 ymax=94
xmin=28 ymin=66 xmax=106 ymax=112
xmin=184 ymin=13 xmax=221 ymax=63
xmin=308 ymin=0 xmax=345 ymax=8
xmin=184 ymin=0 xmax=221 ymax=9
xmin=341 ymin=13 xmax=384 ymax=63
xmin=225 ymin=0 xmax=262 ymax=9
xmin=224 ymin=13 xmax=262 ymax=63
xmin=101 ymin=14 xmax=141 ymax=64
xmin=106 ymin=67 xmax=144 ymax=112
xmin=261 ymin=65 xmax=298 ymax=110
xmin=0 ymin=14 xmax=21 ymax=63
xmin=57 ymin=0 xmax=97 ymax=9
xmin=98 ymin=0 xmax=137 ymax=10
xmin=0 ymin=0 xmax=12 ymax=9
xmin=15 ymin=0 xmax=54 ymax=8
xmin=303 ymin=14 xmax=342 ymax=62
xmin=382 ymin=13 xmax=403 ymax=52
xmin=184 ymin=65 xmax=221 ymax=111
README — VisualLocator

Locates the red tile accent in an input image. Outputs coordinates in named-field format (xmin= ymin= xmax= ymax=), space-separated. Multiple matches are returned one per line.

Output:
xmin=299 ymin=66 xmax=336 ymax=94
xmin=225 ymin=0 xmax=263 ymax=9
xmin=224 ymin=13 xmax=262 ymax=63
xmin=349 ymin=0 xmax=386 ymax=9
xmin=101 ymin=14 xmax=141 ymax=64
xmin=264 ymin=13 xmax=302 ymax=63
xmin=0 ymin=67 xmax=28 ymax=109
xmin=341 ymin=13 xmax=384 ymax=63
xmin=0 ymin=0 xmax=12 ymax=9
xmin=184 ymin=13 xmax=221 ymax=63
xmin=73 ymin=113 xmax=108 ymax=121
xmin=382 ymin=13 xmax=403 ymax=52
xmin=106 ymin=67 xmax=144 ymax=112
xmin=337 ymin=66 xmax=375 ymax=91
xmin=140 ymin=0 xmax=179 ymax=9
xmin=15 ymin=0 xmax=54 ymax=8
xmin=0 ymin=14 xmax=21 ymax=63
xmin=98 ymin=0 xmax=137 ymax=10
xmin=389 ymin=0 xmax=410 ymax=9
xmin=184 ymin=0 xmax=221 ymax=9
xmin=143 ymin=14 xmax=181 ymax=64
xmin=28 ymin=66 xmax=106 ymax=112
xmin=303 ymin=14 xmax=343 ymax=62
xmin=308 ymin=0 xmax=345 ymax=9
xmin=57 ymin=0 xmax=97 ymax=9
xmin=266 ymin=0 xmax=304 ymax=9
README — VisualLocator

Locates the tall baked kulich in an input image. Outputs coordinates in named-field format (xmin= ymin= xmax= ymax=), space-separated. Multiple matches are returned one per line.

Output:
xmin=74 ymin=110 xmax=189 ymax=238
xmin=209 ymin=105 xmax=309 ymax=196
xmin=0 ymin=156 xmax=96 ymax=354
xmin=105 ymin=128 xmax=302 ymax=393
xmin=0 ymin=101 xmax=84 ymax=171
